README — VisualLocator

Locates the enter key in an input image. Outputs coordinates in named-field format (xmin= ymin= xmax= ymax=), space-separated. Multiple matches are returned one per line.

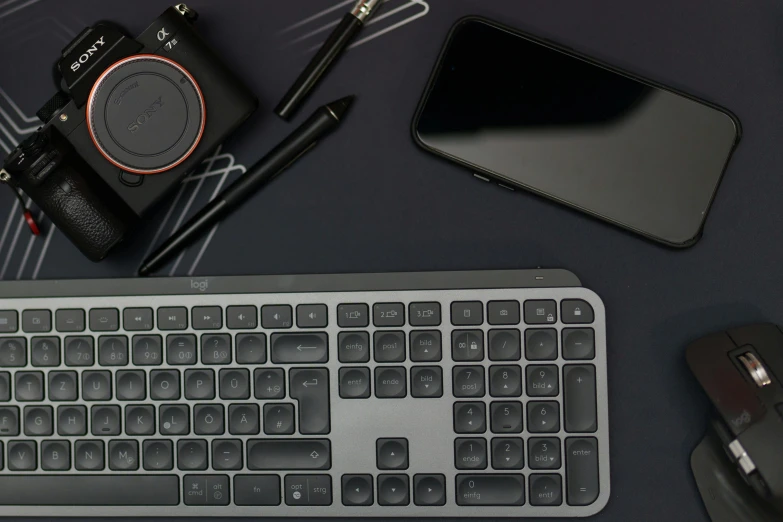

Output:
xmin=290 ymin=368 xmax=330 ymax=434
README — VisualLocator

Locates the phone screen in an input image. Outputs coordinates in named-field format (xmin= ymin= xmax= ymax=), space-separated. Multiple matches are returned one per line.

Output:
xmin=415 ymin=19 xmax=739 ymax=246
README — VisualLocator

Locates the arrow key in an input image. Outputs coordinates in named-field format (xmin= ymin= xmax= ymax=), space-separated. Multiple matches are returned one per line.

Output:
xmin=527 ymin=401 xmax=560 ymax=433
xmin=413 ymin=474 xmax=445 ymax=506
xmin=341 ymin=474 xmax=373 ymax=506
xmin=377 ymin=474 xmax=409 ymax=506
xmin=377 ymin=438 xmax=408 ymax=470
xmin=491 ymin=437 xmax=524 ymax=469
xmin=454 ymin=401 xmax=486 ymax=434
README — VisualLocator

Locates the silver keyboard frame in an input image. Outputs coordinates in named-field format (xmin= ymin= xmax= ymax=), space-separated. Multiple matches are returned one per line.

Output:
xmin=0 ymin=269 xmax=609 ymax=517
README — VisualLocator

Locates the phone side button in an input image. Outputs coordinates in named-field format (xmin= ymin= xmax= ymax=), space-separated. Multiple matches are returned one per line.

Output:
xmin=473 ymin=173 xmax=491 ymax=182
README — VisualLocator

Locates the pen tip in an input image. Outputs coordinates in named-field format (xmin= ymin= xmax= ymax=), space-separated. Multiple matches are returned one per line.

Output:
xmin=326 ymin=95 xmax=355 ymax=120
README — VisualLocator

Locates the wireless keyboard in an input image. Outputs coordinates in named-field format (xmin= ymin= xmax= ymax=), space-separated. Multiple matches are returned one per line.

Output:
xmin=0 ymin=269 xmax=609 ymax=517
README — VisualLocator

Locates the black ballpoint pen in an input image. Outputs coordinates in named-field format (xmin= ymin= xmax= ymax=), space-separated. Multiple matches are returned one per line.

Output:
xmin=275 ymin=0 xmax=381 ymax=120
xmin=138 ymin=96 xmax=355 ymax=276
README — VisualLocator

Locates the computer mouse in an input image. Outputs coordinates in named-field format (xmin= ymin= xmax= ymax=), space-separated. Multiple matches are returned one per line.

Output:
xmin=686 ymin=323 xmax=783 ymax=522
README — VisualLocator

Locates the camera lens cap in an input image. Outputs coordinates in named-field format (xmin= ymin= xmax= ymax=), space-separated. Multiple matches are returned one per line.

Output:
xmin=87 ymin=54 xmax=205 ymax=175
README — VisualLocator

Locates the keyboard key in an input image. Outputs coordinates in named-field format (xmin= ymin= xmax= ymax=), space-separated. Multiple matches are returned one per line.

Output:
xmin=452 ymin=330 xmax=484 ymax=361
xmin=271 ymin=333 xmax=328 ymax=363
xmin=527 ymin=365 xmax=559 ymax=397
xmin=375 ymin=367 xmax=406 ymax=398
xmin=91 ymin=405 xmax=121 ymax=436
xmin=8 ymin=440 xmax=36 ymax=470
xmin=41 ymin=440 xmax=70 ymax=471
xmin=290 ymin=368 xmax=330 ymax=434
xmin=524 ymin=300 xmax=557 ymax=325
xmin=263 ymin=403 xmax=295 ymax=435
xmin=247 ymin=439 xmax=331 ymax=470
xmin=297 ymin=304 xmax=327 ymax=328
xmin=220 ymin=368 xmax=250 ymax=399
xmin=0 ymin=311 xmax=17 ymax=333
xmin=410 ymin=331 xmax=441 ymax=362
xmin=15 ymin=371 xmax=44 ymax=401
xmin=234 ymin=475 xmax=281 ymax=506
xmin=201 ymin=334 xmax=232 ymax=364
xmin=184 ymin=369 xmax=215 ymax=400
xmin=565 ymin=437 xmax=599 ymax=506
xmin=167 ymin=334 xmax=197 ymax=365
xmin=132 ymin=335 xmax=163 ymax=365
xmin=65 ymin=336 xmax=94 ymax=366
xmin=157 ymin=307 xmax=187 ymax=330
xmin=126 ymin=405 xmax=155 ymax=435
xmin=254 ymin=368 xmax=285 ymax=399
xmin=0 ymin=337 xmax=26 ymax=366
xmin=377 ymin=474 xmax=409 ymax=506
xmin=454 ymin=438 xmax=487 ymax=470
xmin=563 ymin=328 xmax=595 ymax=360
xmin=24 ymin=405 xmax=52 ymax=436
xmin=564 ymin=365 xmax=597 ymax=433
xmin=409 ymin=302 xmax=441 ymax=326
xmin=451 ymin=301 xmax=483 ymax=326
xmin=48 ymin=372 xmax=77 ymax=401
xmin=22 ymin=309 xmax=51 ymax=333
xmin=236 ymin=334 xmax=266 ymax=364
xmin=212 ymin=439 xmax=243 ymax=470
xmin=194 ymin=404 xmax=224 ymax=435
xmin=0 ymin=406 xmax=18 ymax=435
xmin=414 ymin=474 xmax=446 ymax=506
xmin=261 ymin=305 xmax=292 ymax=329
xmin=82 ymin=371 xmax=112 ymax=401
xmin=74 ymin=440 xmax=105 ymax=470
xmin=529 ymin=437 xmax=561 ymax=469
xmin=492 ymin=437 xmax=524 ymax=469
xmin=489 ymin=365 xmax=522 ymax=397
xmin=226 ymin=305 xmax=257 ymax=329
xmin=56 ymin=309 xmax=85 ymax=332
xmin=337 ymin=303 xmax=369 ymax=328
xmin=89 ymin=308 xmax=119 ymax=332
xmin=143 ymin=440 xmax=173 ymax=470
xmin=228 ymin=404 xmax=259 ymax=435
xmin=490 ymin=401 xmax=523 ymax=434
xmin=192 ymin=306 xmax=222 ymax=330
xmin=374 ymin=331 xmax=405 ymax=362
xmin=151 ymin=370 xmax=180 ymax=400
xmin=454 ymin=402 xmax=486 ymax=434
xmin=373 ymin=303 xmax=404 ymax=327
xmin=561 ymin=299 xmax=594 ymax=324
xmin=339 ymin=367 xmax=371 ymax=398
xmin=0 ymin=475 xmax=178 ymax=504
xmin=453 ymin=366 xmax=485 ymax=397
xmin=338 ymin=332 xmax=370 ymax=363
xmin=528 ymin=402 xmax=560 ymax=433
xmin=178 ymin=440 xmax=208 ymax=470
xmin=285 ymin=474 xmax=332 ymax=506
xmin=525 ymin=329 xmax=557 ymax=360
xmin=488 ymin=329 xmax=521 ymax=361
xmin=456 ymin=474 xmax=525 ymax=506
xmin=0 ymin=372 xmax=7 ymax=401
xmin=109 ymin=440 xmax=138 ymax=470
xmin=57 ymin=405 xmax=87 ymax=436
xmin=123 ymin=308 xmax=153 ymax=331
xmin=488 ymin=301 xmax=520 ymax=325
xmin=530 ymin=474 xmax=563 ymax=506
xmin=377 ymin=438 xmax=408 ymax=470
xmin=98 ymin=336 xmax=128 ymax=366
xmin=159 ymin=404 xmax=189 ymax=435
xmin=342 ymin=474 xmax=373 ymax=506
xmin=410 ymin=366 xmax=443 ymax=398
xmin=183 ymin=474 xmax=229 ymax=505
xmin=116 ymin=371 xmax=146 ymax=401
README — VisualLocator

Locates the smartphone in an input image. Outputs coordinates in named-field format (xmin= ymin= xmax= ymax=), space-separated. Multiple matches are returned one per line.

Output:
xmin=413 ymin=17 xmax=741 ymax=247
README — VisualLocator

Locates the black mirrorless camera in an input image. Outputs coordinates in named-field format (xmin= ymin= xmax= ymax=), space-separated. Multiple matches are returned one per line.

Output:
xmin=0 ymin=4 xmax=257 ymax=261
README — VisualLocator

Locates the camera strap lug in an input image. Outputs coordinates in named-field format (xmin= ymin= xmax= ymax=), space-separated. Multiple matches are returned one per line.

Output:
xmin=174 ymin=3 xmax=198 ymax=22
xmin=0 ymin=168 xmax=11 ymax=184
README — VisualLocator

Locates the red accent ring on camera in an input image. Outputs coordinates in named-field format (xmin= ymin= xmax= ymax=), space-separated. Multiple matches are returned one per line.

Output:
xmin=85 ymin=54 xmax=206 ymax=175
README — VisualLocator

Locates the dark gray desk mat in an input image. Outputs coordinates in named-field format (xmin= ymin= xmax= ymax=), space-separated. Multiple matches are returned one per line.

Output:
xmin=2 ymin=0 xmax=783 ymax=520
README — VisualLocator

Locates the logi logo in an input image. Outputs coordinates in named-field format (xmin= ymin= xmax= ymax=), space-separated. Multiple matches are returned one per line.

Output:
xmin=190 ymin=279 xmax=209 ymax=292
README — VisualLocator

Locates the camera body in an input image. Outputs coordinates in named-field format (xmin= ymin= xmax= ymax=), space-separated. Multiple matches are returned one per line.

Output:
xmin=0 ymin=4 xmax=257 ymax=261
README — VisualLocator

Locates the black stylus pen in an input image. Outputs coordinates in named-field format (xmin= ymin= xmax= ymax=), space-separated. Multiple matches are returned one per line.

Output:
xmin=138 ymin=96 xmax=355 ymax=277
xmin=274 ymin=0 xmax=381 ymax=120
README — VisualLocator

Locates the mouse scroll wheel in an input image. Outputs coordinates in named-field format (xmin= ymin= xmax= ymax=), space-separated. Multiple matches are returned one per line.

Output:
xmin=738 ymin=352 xmax=772 ymax=388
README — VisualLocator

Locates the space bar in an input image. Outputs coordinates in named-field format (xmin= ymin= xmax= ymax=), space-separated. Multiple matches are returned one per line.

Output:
xmin=0 ymin=475 xmax=179 ymax=505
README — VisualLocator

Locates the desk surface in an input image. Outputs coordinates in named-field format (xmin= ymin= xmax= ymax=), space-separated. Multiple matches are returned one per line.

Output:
xmin=2 ymin=0 xmax=782 ymax=520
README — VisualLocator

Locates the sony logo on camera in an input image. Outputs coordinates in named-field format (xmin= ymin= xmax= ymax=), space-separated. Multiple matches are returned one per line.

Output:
xmin=128 ymin=97 xmax=165 ymax=134
xmin=70 ymin=36 xmax=107 ymax=72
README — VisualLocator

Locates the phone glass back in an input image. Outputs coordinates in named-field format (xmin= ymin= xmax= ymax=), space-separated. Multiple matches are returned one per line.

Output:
xmin=414 ymin=19 xmax=740 ymax=246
